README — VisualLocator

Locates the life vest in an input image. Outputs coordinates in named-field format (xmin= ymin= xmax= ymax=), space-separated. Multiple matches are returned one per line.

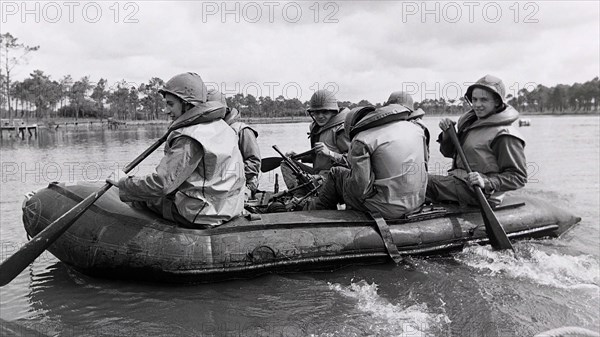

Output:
xmin=454 ymin=105 xmax=525 ymax=174
xmin=309 ymin=108 xmax=351 ymax=171
xmin=408 ymin=108 xmax=429 ymax=143
xmin=349 ymin=104 xmax=428 ymax=217
xmin=166 ymin=119 xmax=245 ymax=226
xmin=411 ymin=119 xmax=430 ymax=168
xmin=230 ymin=121 xmax=258 ymax=140
xmin=224 ymin=107 xmax=259 ymax=142
xmin=451 ymin=105 xmax=525 ymax=203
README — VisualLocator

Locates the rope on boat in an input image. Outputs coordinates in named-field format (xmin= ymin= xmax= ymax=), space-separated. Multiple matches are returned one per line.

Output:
xmin=534 ymin=326 xmax=600 ymax=337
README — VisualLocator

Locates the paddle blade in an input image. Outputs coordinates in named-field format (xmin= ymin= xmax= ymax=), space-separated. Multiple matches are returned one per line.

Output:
xmin=0 ymin=184 xmax=111 ymax=286
xmin=261 ymin=157 xmax=284 ymax=172
xmin=260 ymin=149 xmax=315 ymax=173
xmin=475 ymin=188 xmax=514 ymax=252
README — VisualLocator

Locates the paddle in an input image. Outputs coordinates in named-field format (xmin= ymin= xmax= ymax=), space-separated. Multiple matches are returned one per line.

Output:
xmin=0 ymin=99 xmax=232 ymax=287
xmin=447 ymin=125 xmax=515 ymax=252
xmin=0 ymin=132 xmax=174 ymax=287
xmin=260 ymin=148 xmax=314 ymax=172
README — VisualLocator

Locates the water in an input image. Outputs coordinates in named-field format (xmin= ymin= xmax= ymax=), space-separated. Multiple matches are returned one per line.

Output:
xmin=0 ymin=116 xmax=598 ymax=336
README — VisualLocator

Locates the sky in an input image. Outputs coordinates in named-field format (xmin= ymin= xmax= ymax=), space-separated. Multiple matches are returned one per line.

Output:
xmin=1 ymin=0 xmax=599 ymax=104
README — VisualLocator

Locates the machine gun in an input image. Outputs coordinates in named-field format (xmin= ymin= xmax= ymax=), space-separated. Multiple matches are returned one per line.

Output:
xmin=264 ymin=145 xmax=323 ymax=212
xmin=272 ymin=145 xmax=319 ymax=192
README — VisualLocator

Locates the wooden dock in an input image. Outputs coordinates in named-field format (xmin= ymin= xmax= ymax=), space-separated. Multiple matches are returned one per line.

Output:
xmin=0 ymin=119 xmax=38 ymax=139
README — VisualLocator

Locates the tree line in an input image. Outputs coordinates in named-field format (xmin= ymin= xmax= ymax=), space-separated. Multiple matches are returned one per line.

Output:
xmin=411 ymin=77 xmax=599 ymax=115
xmin=1 ymin=33 xmax=598 ymax=122
xmin=2 ymin=72 xmax=597 ymax=121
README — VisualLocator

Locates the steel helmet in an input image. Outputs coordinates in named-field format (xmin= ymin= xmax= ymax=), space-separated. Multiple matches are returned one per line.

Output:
xmin=465 ymin=74 xmax=506 ymax=104
xmin=307 ymin=89 xmax=339 ymax=112
xmin=158 ymin=72 xmax=207 ymax=106
xmin=385 ymin=91 xmax=414 ymax=110
xmin=344 ymin=106 xmax=375 ymax=140
xmin=207 ymin=89 xmax=227 ymax=106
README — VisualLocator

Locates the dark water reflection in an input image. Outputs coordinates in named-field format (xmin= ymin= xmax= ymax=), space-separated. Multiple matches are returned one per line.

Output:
xmin=1 ymin=116 xmax=598 ymax=336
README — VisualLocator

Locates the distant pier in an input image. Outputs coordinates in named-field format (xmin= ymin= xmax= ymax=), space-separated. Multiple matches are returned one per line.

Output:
xmin=0 ymin=119 xmax=38 ymax=139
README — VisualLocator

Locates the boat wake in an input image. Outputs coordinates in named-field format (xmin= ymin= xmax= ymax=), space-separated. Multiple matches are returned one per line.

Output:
xmin=455 ymin=243 xmax=600 ymax=290
xmin=323 ymin=280 xmax=450 ymax=337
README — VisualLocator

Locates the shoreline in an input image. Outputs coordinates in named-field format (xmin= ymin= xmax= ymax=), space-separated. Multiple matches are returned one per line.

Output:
xmin=5 ymin=111 xmax=598 ymax=130
xmin=10 ymin=116 xmax=314 ymax=129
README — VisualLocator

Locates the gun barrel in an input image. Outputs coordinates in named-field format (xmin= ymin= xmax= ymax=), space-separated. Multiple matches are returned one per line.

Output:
xmin=272 ymin=145 xmax=305 ymax=177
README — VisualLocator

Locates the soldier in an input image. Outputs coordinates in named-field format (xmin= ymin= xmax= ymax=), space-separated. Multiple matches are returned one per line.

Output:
xmin=281 ymin=89 xmax=350 ymax=191
xmin=426 ymin=75 xmax=527 ymax=207
xmin=312 ymin=103 xmax=428 ymax=218
xmin=208 ymin=89 xmax=261 ymax=195
xmin=107 ymin=73 xmax=245 ymax=228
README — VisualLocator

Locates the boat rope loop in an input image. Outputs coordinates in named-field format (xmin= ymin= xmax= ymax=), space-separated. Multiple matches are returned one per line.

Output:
xmin=534 ymin=326 xmax=600 ymax=337
xmin=370 ymin=212 xmax=403 ymax=264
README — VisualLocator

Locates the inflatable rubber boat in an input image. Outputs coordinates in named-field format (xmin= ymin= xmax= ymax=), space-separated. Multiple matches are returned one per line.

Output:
xmin=21 ymin=182 xmax=580 ymax=283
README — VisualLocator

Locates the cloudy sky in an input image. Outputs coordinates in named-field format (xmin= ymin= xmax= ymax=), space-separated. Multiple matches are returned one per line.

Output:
xmin=2 ymin=0 xmax=599 ymax=104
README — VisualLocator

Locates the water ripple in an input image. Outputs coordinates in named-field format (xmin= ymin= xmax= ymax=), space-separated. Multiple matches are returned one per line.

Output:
xmin=455 ymin=243 xmax=600 ymax=290
xmin=325 ymin=279 xmax=450 ymax=337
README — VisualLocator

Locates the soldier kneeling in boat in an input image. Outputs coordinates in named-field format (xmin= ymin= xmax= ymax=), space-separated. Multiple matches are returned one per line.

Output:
xmin=107 ymin=73 xmax=246 ymax=228
xmin=281 ymin=89 xmax=351 ymax=194
xmin=309 ymin=103 xmax=429 ymax=219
